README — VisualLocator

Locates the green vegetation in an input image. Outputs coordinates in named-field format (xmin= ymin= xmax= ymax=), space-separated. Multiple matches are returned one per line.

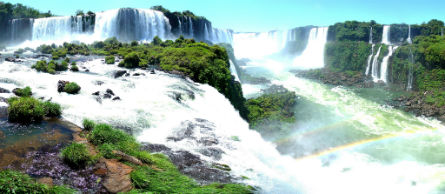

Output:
xmin=61 ymin=143 xmax=93 ymax=168
xmin=13 ymin=86 xmax=32 ymax=97
xmin=84 ymin=121 xmax=253 ymax=193
xmin=0 ymin=170 xmax=75 ymax=194
xmin=246 ymin=91 xmax=297 ymax=128
xmin=7 ymin=94 xmax=62 ymax=123
xmin=325 ymin=41 xmax=372 ymax=72
xmin=63 ymin=82 xmax=81 ymax=94
xmin=82 ymin=119 xmax=95 ymax=131
xmin=105 ymin=55 xmax=115 ymax=64
xmin=328 ymin=20 xmax=382 ymax=42
xmin=32 ymin=60 xmax=69 ymax=74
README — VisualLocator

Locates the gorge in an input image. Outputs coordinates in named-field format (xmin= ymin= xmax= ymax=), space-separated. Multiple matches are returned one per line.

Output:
xmin=1 ymin=2 xmax=445 ymax=194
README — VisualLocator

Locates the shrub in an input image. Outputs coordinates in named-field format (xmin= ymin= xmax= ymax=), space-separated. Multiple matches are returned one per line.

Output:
xmin=13 ymin=86 xmax=32 ymax=97
xmin=89 ymin=123 xmax=132 ymax=145
xmin=8 ymin=97 xmax=45 ymax=123
xmin=121 ymin=52 xmax=140 ymax=68
xmin=0 ymin=170 xmax=48 ymax=193
xmin=105 ymin=55 xmax=115 ymax=64
xmin=82 ymin=119 xmax=95 ymax=131
xmin=61 ymin=143 xmax=92 ymax=168
xmin=98 ymin=143 xmax=116 ymax=159
xmin=42 ymin=101 xmax=62 ymax=117
xmin=63 ymin=82 xmax=81 ymax=94
xmin=70 ymin=64 xmax=79 ymax=72
xmin=57 ymin=61 xmax=69 ymax=71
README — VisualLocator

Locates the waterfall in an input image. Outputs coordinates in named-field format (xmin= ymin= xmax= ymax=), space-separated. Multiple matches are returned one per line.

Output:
xmin=32 ymin=16 xmax=75 ymax=41
xmin=365 ymin=44 xmax=375 ymax=75
xmin=292 ymin=27 xmax=329 ymax=69
xmin=229 ymin=60 xmax=241 ymax=82
xmin=232 ymin=30 xmax=292 ymax=59
xmin=371 ymin=46 xmax=382 ymax=81
xmin=407 ymin=25 xmax=412 ymax=44
xmin=407 ymin=26 xmax=414 ymax=90
xmin=380 ymin=46 xmax=397 ymax=83
xmin=382 ymin=25 xmax=391 ymax=45
xmin=188 ymin=17 xmax=194 ymax=38
xmin=204 ymin=23 xmax=209 ymax=40
xmin=177 ymin=16 xmax=182 ymax=35
xmin=365 ymin=27 xmax=375 ymax=75
xmin=209 ymin=28 xmax=233 ymax=44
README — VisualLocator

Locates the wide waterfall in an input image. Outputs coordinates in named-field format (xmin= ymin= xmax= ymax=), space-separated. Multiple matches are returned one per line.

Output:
xmin=7 ymin=8 xmax=233 ymax=47
xmin=292 ymin=27 xmax=329 ymax=69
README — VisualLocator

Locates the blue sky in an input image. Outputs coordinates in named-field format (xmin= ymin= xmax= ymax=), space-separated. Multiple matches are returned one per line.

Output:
xmin=4 ymin=0 xmax=445 ymax=32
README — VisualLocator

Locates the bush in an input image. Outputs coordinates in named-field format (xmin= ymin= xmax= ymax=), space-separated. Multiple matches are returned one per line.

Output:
xmin=98 ymin=143 xmax=116 ymax=159
xmin=121 ymin=52 xmax=140 ymax=68
xmin=105 ymin=55 xmax=115 ymax=64
xmin=57 ymin=61 xmax=69 ymax=71
xmin=89 ymin=123 xmax=132 ymax=145
xmin=63 ymin=82 xmax=81 ymax=94
xmin=8 ymin=97 xmax=45 ymax=123
xmin=42 ymin=101 xmax=62 ymax=117
xmin=13 ymin=86 xmax=32 ymax=97
xmin=70 ymin=64 xmax=79 ymax=72
xmin=0 ymin=170 xmax=48 ymax=193
xmin=82 ymin=119 xmax=95 ymax=131
xmin=61 ymin=143 xmax=92 ymax=168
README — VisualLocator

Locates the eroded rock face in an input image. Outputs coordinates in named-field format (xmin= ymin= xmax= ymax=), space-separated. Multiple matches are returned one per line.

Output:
xmin=114 ymin=70 xmax=127 ymax=78
xmin=57 ymin=80 xmax=69 ymax=93
xmin=94 ymin=158 xmax=133 ymax=193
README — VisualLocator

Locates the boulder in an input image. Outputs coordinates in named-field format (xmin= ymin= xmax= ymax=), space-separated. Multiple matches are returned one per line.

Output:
xmin=95 ymin=159 xmax=133 ymax=193
xmin=0 ymin=87 xmax=10 ymax=93
xmin=92 ymin=91 xmax=100 ymax=96
xmin=106 ymin=89 xmax=115 ymax=96
xmin=57 ymin=80 xmax=69 ymax=93
xmin=112 ymin=96 xmax=121 ymax=101
xmin=114 ymin=70 xmax=127 ymax=78
xmin=103 ymin=93 xmax=112 ymax=99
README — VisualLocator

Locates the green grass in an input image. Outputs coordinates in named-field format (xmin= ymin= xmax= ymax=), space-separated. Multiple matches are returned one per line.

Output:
xmin=0 ymin=170 xmax=76 ymax=194
xmin=63 ymin=82 xmax=81 ymax=94
xmin=82 ymin=119 xmax=95 ymax=131
xmin=105 ymin=55 xmax=115 ymax=64
xmin=13 ymin=86 xmax=32 ymax=97
xmin=61 ymin=143 xmax=93 ymax=168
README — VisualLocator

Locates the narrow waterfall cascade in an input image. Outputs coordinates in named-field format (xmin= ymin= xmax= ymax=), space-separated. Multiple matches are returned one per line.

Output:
xmin=365 ymin=27 xmax=375 ymax=75
xmin=407 ymin=25 xmax=415 ymax=90
xmin=407 ymin=25 xmax=412 ymax=44
xmin=189 ymin=16 xmax=194 ymax=37
xmin=229 ymin=60 xmax=241 ymax=82
xmin=377 ymin=25 xmax=396 ymax=83
xmin=0 ymin=59 xmax=305 ymax=193
xmin=380 ymin=46 xmax=398 ymax=83
xmin=177 ymin=16 xmax=182 ymax=35
xmin=365 ymin=45 xmax=375 ymax=75
xmin=382 ymin=25 xmax=391 ymax=45
xmin=371 ymin=46 xmax=383 ymax=81
xmin=292 ymin=27 xmax=329 ymax=69
xmin=203 ymin=23 xmax=209 ymax=40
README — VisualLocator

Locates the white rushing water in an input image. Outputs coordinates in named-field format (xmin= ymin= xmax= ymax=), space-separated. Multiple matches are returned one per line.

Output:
xmin=11 ymin=8 xmax=232 ymax=48
xmin=292 ymin=27 xmax=329 ymax=69
xmin=380 ymin=46 xmax=397 ymax=83
xmin=371 ymin=46 xmax=382 ymax=81
xmin=0 ymin=58 xmax=304 ymax=193
xmin=382 ymin=25 xmax=391 ymax=45
xmin=365 ymin=27 xmax=375 ymax=75
xmin=229 ymin=25 xmax=445 ymax=193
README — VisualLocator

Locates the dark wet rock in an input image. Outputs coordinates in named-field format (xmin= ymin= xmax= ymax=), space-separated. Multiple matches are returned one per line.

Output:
xmin=199 ymin=137 xmax=219 ymax=146
xmin=24 ymin=146 xmax=105 ymax=193
xmin=0 ymin=97 xmax=7 ymax=103
xmin=295 ymin=69 xmax=368 ymax=88
xmin=57 ymin=80 xmax=69 ymax=93
xmin=141 ymin=145 xmax=233 ymax=184
xmin=95 ymin=97 xmax=102 ymax=104
xmin=95 ymin=81 xmax=104 ymax=86
xmin=5 ymin=57 xmax=22 ymax=62
xmin=92 ymin=91 xmax=100 ymax=96
xmin=0 ymin=87 xmax=10 ymax=93
xmin=103 ymin=93 xmax=112 ymax=99
xmin=132 ymin=73 xmax=144 ymax=76
xmin=85 ymin=69 xmax=90 ymax=72
xmin=106 ymin=89 xmax=115 ymax=96
xmin=114 ymin=70 xmax=127 ymax=78
xmin=150 ymin=69 xmax=155 ymax=74
xmin=112 ymin=96 xmax=121 ymax=101
xmin=125 ymin=73 xmax=130 ymax=77
xmin=199 ymin=147 xmax=224 ymax=160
